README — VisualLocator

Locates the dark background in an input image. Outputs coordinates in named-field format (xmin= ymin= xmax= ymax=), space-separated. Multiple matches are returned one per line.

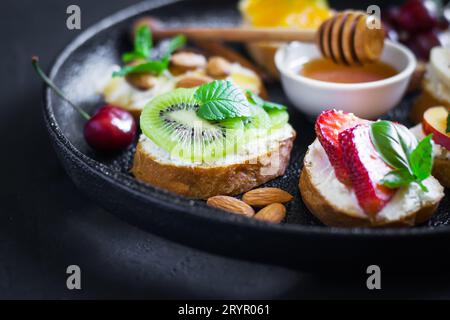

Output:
xmin=1 ymin=0 xmax=450 ymax=299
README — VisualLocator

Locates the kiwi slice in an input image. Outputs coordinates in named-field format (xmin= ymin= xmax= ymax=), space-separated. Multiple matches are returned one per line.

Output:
xmin=268 ymin=109 xmax=289 ymax=129
xmin=141 ymin=88 xmax=246 ymax=162
xmin=245 ymin=104 xmax=271 ymax=129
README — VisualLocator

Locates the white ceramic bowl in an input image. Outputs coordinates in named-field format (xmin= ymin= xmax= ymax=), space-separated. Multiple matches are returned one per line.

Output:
xmin=274 ymin=40 xmax=416 ymax=119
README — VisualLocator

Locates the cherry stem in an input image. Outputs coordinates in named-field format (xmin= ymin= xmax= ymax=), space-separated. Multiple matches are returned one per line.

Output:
xmin=31 ymin=56 xmax=91 ymax=121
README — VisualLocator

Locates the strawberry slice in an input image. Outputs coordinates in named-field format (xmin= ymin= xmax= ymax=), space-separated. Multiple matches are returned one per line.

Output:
xmin=338 ymin=124 xmax=396 ymax=216
xmin=315 ymin=110 xmax=367 ymax=185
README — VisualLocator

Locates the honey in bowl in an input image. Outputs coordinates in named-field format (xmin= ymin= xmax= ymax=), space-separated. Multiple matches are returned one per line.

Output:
xmin=299 ymin=58 xmax=398 ymax=84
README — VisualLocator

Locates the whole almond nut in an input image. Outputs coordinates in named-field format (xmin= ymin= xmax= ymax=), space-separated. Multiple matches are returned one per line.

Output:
xmin=207 ymin=196 xmax=255 ymax=218
xmin=242 ymin=188 xmax=293 ymax=207
xmin=254 ymin=203 xmax=286 ymax=224
xmin=207 ymin=56 xmax=232 ymax=78
xmin=176 ymin=75 xmax=213 ymax=88
xmin=126 ymin=73 xmax=157 ymax=90
xmin=170 ymin=52 xmax=207 ymax=74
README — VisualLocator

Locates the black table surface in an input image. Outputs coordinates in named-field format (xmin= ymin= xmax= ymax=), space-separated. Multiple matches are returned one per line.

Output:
xmin=1 ymin=0 xmax=450 ymax=299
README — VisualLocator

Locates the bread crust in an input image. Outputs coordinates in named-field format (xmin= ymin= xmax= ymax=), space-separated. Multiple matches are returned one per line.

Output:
xmin=299 ymin=150 xmax=441 ymax=228
xmin=410 ymin=84 xmax=450 ymax=124
xmin=132 ymin=135 xmax=295 ymax=199
xmin=433 ymin=157 xmax=450 ymax=188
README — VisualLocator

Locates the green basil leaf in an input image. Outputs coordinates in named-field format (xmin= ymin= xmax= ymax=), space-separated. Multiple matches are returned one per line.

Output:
xmin=380 ymin=168 xmax=415 ymax=189
xmin=134 ymin=25 xmax=152 ymax=59
xmin=370 ymin=121 xmax=415 ymax=171
xmin=446 ymin=111 xmax=450 ymax=133
xmin=409 ymin=134 xmax=433 ymax=181
xmin=195 ymin=80 xmax=251 ymax=121
xmin=112 ymin=57 xmax=169 ymax=77
xmin=396 ymin=122 xmax=418 ymax=154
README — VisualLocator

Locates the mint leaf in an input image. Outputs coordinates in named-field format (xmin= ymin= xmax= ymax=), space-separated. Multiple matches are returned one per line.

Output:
xmin=409 ymin=134 xmax=433 ymax=181
xmin=381 ymin=168 xmax=414 ymax=189
xmin=112 ymin=57 xmax=169 ymax=77
xmin=262 ymin=101 xmax=287 ymax=111
xmin=134 ymin=25 xmax=152 ymax=59
xmin=122 ymin=52 xmax=142 ymax=63
xmin=116 ymin=26 xmax=185 ymax=77
xmin=370 ymin=121 xmax=415 ymax=172
xmin=122 ymin=25 xmax=152 ymax=63
xmin=246 ymin=90 xmax=265 ymax=106
xmin=246 ymin=90 xmax=286 ymax=111
xmin=160 ymin=35 xmax=186 ymax=58
xmin=195 ymin=80 xmax=251 ymax=121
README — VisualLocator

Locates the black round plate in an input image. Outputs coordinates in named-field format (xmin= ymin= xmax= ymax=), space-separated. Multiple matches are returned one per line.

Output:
xmin=43 ymin=0 xmax=449 ymax=272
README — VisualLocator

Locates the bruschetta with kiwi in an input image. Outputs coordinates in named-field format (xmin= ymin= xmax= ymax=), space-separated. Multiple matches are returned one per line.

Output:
xmin=300 ymin=109 xmax=444 ymax=228
xmin=132 ymin=80 xmax=295 ymax=199
xmin=410 ymin=106 xmax=450 ymax=188
xmin=100 ymin=25 xmax=266 ymax=119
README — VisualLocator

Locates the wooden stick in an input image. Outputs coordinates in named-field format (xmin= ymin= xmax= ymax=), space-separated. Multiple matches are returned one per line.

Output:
xmin=153 ymin=27 xmax=317 ymax=43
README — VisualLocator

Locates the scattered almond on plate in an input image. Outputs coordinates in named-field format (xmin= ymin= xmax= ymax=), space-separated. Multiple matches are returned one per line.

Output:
xmin=254 ymin=203 xmax=286 ymax=223
xmin=206 ymin=195 xmax=255 ymax=218
xmin=242 ymin=187 xmax=293 ymax=207
xmin=207 ymin=187 xmax=293 ymax=224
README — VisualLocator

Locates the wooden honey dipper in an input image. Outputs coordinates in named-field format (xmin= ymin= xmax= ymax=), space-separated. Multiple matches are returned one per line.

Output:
xmin=317 ymin=11 xmax=385 ymax=65
xmin=137 ymin=11 xmax=385 ymax=65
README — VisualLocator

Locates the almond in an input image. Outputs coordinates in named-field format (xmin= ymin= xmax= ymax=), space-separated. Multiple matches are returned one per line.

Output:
xmin=170 ymin=52 xmax=207 ymax=75
xmin=206 ymin=56 xmax=232 ymax=78
xmin=176 ymin=75 xmax=213 ymax=88
xmin=126 ymin=72 xmax=157 ymax=90
xmin=254 ymin=203 xmax=286 ymax=224
xmin=207 ymin=196 xmax=255 ymax=217
xmin=242 ymin=187 xmax=293 ymax=207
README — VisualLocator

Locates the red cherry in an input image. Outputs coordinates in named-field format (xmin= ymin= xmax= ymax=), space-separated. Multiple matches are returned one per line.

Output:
xmin=32 ymin=57 xmax=137 ymax=153
xmin=84 ymin=105 xmax=136 ymax=152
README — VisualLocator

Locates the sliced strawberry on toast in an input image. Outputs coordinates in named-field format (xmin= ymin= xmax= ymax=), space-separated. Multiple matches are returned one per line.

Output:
xmin=339 ymin=124 xmax=396 ymax=216
xmin=315 ymin=110 xmax=367 ymax=185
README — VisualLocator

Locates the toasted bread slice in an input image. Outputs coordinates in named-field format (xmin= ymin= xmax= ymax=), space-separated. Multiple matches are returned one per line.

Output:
xmin=132 ymin=126 xmax=296 ymax=199
xmin=299 ymin=139 xmax=444 ymax=228
xmin=433 ymin=157 xmax=450 ymax=188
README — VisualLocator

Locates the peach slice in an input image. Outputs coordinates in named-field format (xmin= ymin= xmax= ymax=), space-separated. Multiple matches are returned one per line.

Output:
xmin=422 ymin=106 xmax=450 ymax=150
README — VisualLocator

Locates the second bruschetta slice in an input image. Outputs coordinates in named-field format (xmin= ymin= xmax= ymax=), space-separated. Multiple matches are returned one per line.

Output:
xmin=300 ymin=110 xmax=444 ymax=227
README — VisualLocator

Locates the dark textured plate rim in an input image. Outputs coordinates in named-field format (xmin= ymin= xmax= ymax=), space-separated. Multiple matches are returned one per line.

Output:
xmin=43 ymin=0 xmax=448 ymax=238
